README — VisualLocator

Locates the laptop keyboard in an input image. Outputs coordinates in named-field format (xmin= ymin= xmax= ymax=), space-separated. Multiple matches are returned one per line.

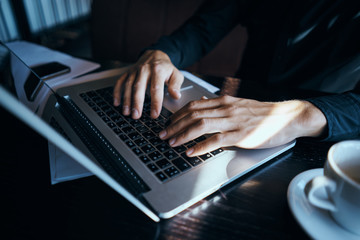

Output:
xmin=80 ymin=87 xmax=224 ymax=183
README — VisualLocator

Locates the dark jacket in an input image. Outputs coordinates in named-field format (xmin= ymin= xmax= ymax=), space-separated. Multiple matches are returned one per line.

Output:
xmin=148 ymin=0 xmax=360 ymax=141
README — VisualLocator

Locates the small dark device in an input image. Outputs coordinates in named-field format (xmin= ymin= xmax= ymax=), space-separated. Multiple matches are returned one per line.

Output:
xmin=24 ymin=62 xmax=70 ymax=101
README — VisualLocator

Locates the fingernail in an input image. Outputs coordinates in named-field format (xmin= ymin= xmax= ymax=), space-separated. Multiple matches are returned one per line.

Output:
xmin=159 ymin=130 xmax=167 ymax=139
xmin=132 ymin=108 xmax=139 ymax=118
xmin=151 ymin=109 xmax=158 ymax=118
xmin=186 ymin=148 xmax=194 ymax=156
xmin=174 ymin=90 xmax=181 ymax=98
xmin=169 ymin=138 xmax=176 ymax=146
xmin=123 ymin=106 xmax=130 ymax=115
xmin=113 ymin=98 xmax=119 ymax=106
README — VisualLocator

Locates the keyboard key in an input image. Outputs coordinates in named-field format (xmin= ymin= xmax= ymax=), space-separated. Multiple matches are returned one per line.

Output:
xmin=128 ymin=119 xmax=142 ymax=127
xmin=155 ymin=172 xmax=168 ymax=182
xmin=128 ymin=132 xmax=141 ymax=141
xmin=139 ymin=155 xmax=150 ymax=164
xmin=182 ymin=153 xmax=202 ymax=166
xmin=164 ymin=166 xmax=180 ymax=178
xmin=101 ymin=116 xmax=111 ymax=123
xmin=107 ymin=122 xmax=116 ymax=128
xmin=118 ymin=133 xmax=128 ymax=141
xmin=137 ymin=125 xmax=148 ymax=133
xmin=173 ymin=145 xmax=186 ymax=153
xmin=156 ymin=159 xmax=171 ymax=169
xmin=157 ymin=119 xmax=168 ymax=127
xmin=97 ymin=111 xmax=105 ymax=117
xmin=117 ymin=121 xmax=129 ymax=128
xmin=172 ymin=158 xmax=191 ymax=172
xmin=143 ymin=131 xmax=155 ymax=140
xmin=91 ymin=106 xmax=101 ymax=113
xmin=141 ymin=144 xmax=155 ymax=154
xmin=147 ymin=163 xmax=159 ymax=172
xmin=132 ymin=147 xmax=142 ymax=156
xmin=199 ymin=153 xmax=212 ymax=161
xmin=152 ymin=126 xmax=163 ymax=133
xmin=150 ymin=137 xmax=163 ymax=146
xmin=156 ymin=142 xmax=170 ymax=152
xmin=125 ymin=140 xmax=135 ymax=148
xmin=185 ymin=141 xmax=196 ymax=148
xmin=107 ymin=110 xmax=119 ymax=119
xmin=160 ymin=108 xmax=172 ymax=118
xmin=187 ymin=157 xmax=202 ymax=166
xmin=145 ymin=120 xmax=157 ymax=128
xmin=163 ymin=150 xmax=177 ymax=160
xmin=211 ymin=148 xmax=224 ymax=155
xmin=112 ymin=127 xmax=121 ymax=134
xmin=149 ymin=151 xmax=163 ymax=161
xmin=86 ymin=91 xmax=97 ymax=98
xmin=101 ymin=105 xmax=112 ymax=113
xmin=194 ymin=136 xmax=206 ymax=142
xmin=134 ymin=137 xmax=148 ymax=147
xmin=122 ymin=126 xmax=135 ymax=134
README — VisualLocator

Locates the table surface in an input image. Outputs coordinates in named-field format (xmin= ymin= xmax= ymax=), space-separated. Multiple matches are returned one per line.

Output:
xmin=1 ymin=73 xmax=336 ymax=240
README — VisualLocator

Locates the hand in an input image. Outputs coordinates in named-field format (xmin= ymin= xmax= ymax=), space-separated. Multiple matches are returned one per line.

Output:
xmin=113 ymin=50 xmax=184 ymax=119
xmin=159 ymin=95 xmax=327 ymax=156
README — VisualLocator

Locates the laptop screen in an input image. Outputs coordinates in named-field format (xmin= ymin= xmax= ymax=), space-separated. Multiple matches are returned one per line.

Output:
xmin=0 ymin=41 xmax=161 ymax=222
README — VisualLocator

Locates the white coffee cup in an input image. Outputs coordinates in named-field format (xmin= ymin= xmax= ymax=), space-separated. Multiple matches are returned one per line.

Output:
xmin=305 ymin=140 xmax=360 ymax=235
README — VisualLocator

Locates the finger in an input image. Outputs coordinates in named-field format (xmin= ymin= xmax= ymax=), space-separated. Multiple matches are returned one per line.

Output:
xmin=168 ymin=118 xmax=221 ymax=148
xmin=170 ymin=101 xmax=230 ymax=128
xmin=186 ymin=132 xmax=230 ymax=156
xmin=160 ymin=106 xmax=230 ymax=142
xmin=150 ymin=71 xmax=165 ymax=119
xmin=113 ymin=72 xmax=128 ymax=106
xmin=131 ymin=67 xmax=150 ymax=119
xmin=170 ymin=96 xmax=226 ymax=123
xmin=122 ymin=72 xmax=136 ymax=116
xmin=166 ymin=69 xmax=183 ymax=99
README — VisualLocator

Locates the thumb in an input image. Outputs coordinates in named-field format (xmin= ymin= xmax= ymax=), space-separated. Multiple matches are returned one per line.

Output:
xmin=167 ymin=70 xmax=184 ymax=99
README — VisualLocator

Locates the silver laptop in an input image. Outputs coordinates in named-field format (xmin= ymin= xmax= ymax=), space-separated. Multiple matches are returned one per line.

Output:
xmin=0 ymin=41 xmax=295 ymax=222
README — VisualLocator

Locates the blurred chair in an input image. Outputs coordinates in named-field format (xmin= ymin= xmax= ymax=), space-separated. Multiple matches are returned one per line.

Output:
xmin=90 ymin=0 xmax=247 ymax=77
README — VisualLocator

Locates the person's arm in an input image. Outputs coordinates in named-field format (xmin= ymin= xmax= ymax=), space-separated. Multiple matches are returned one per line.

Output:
xmin=145 ymin=0 xmax=242 ymax=69
xmin=113 ymin=0 xmax=243 ymax=119
xmin=306 ymin=92 xmax=360 ymax=141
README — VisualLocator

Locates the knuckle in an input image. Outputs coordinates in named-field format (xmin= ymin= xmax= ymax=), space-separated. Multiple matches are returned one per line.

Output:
xmin=189 ymin=111 xmax=200 ymax=119
xmin=197 ymin=118 xmax=208 ymax=130
xmin=187 ymin=100 xmax=198 ymax=109
xmin=139 ymin=64 xmax=150 ymax=74
xmin=213 ymin=133 xmax=224 ymax=142
xmin=150 ymin=84 xmax=161 ymax=92
xmin=220 ymin=94 xmax=232 ymax=103
xmin=152 ymin=63 xmax=164 ymax=75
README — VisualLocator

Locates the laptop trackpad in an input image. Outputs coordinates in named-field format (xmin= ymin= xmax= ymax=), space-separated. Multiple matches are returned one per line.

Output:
xmin=163 ymin=78 xmax=216 ymax=113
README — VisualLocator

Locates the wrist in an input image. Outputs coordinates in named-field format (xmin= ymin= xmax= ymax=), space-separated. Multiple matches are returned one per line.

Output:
xmin=143 ymin=49 xmax=171 ymax=61
xmin=296 ymin=100 xmax=327 ymax=138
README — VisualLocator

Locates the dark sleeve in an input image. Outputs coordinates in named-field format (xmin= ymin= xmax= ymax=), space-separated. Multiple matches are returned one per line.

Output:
xmin=145 ymin=0 xmax=243 ymax=69
xmin=307 ymin=91 xmax=360 ymax=141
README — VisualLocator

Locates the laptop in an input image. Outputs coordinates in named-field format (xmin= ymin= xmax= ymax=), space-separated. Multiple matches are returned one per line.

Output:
xmin=0 ymin=41 xmax=295 ymax=222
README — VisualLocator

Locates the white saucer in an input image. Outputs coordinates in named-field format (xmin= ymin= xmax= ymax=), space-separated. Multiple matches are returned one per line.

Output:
xmin=287 ymin=168 xmax=360 ymax=240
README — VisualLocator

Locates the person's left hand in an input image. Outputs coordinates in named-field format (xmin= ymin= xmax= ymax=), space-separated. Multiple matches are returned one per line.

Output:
xmin=158 ymin=95 xmax=326 ymax=156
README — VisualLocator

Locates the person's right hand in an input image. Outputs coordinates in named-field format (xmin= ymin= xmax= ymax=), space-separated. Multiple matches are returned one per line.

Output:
xmin=113 ymin=50 xmax=184 ymax=119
